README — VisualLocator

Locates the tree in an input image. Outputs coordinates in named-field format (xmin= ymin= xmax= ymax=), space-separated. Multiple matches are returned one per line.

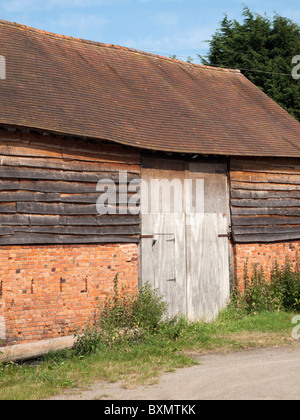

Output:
xmin=200 ymin=7 xmax=300 ymax=121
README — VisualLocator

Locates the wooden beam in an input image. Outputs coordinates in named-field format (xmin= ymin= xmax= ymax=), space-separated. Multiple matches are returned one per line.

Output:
xmin=233 ymin=232 xmax=300 ymax=243
xmin=231 ymin=198 xmax=300 ymax=208
xmin=0 ymin=233 xmax=140 ymax=245
xmin=231 ymin=207 xmax=300 ymax=216
xmin=232 ymin=216 xmax=300 ymax=226
xmin=233 ymin=225 xmax=300 ymax=235
xmin=0 ymin=191 xmax=137 ymax=204
xmin=0 ymin=167 xmax=139 ymax=182
xmin=0 ymin=336 xmax=76 ymax=363
xmin=231 ymin=181 xmax=300 ymax=191
xmin=231 ymin=189 xmax=300 ymax=199
xmin=0 ymin=155 xmax=140 ymax=173
xmin=0 ymin=214 xmax=140 ymax=226
xmin=231 ymin=157 xmax=300 ymax=174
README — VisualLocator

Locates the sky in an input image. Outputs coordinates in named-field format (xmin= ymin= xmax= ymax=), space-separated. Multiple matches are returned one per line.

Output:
xmin=0 ymin=0 xmax=299 ymax=63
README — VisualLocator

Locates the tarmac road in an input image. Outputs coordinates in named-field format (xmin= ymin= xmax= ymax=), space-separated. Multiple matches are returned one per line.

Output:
xmin=49 ymin=344 xmax=300 ymax=400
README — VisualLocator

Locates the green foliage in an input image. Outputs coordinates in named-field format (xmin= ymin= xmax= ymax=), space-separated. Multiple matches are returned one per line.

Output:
xmin=75 ymin=261 xmax=300 ymax=355
xmin=232 ymin=257 xmax=300 ymax=314
xmin=74 ymin=275 xmax=170 ymax=355
xmin=200 ymin=6 xmax=300 ymax=121
xmin=271 ymin=258 xmax=300 ymax=311
xmin=133 ymin=282 xmax=169 ymax=333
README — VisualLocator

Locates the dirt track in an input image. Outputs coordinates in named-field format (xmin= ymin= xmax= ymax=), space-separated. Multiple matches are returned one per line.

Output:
xmin=48 ymin=343 xmax=300 ymax=400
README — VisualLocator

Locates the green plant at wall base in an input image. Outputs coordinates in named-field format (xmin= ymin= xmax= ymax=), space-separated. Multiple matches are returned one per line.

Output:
xmin=271 ymin=258 xmax=300 ymax=312
xmin=74 ymin=275 xmax=170 ymax=355
xmin=232 ymin=256 xmax=300 ymax=314
xmin=132 ymin=282 xmax=169 ymax=333
xmin=75 ymin=258 xmax=300 ymax=356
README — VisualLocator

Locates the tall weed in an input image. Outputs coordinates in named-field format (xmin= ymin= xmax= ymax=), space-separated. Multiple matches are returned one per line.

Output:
xmin=232 ymin=257 xmax=300 ymax=314
xmin=74 ymin=275 xmax=170 ymax=354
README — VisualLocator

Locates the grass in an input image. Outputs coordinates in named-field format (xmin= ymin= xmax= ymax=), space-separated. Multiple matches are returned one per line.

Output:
xmin=0 ymin=308 xmax=297 ymax=400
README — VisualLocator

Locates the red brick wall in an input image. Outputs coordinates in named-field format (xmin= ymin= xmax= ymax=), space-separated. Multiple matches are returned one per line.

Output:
xmin=233 ymin=241 xmax=300 ymax=290
xmin=0 ymin=243 xmax=138 ymax=345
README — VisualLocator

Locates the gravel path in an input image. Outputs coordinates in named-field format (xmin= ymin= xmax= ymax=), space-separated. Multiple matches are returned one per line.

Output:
xmin=48 ymin=343 xmax=300 ymax=400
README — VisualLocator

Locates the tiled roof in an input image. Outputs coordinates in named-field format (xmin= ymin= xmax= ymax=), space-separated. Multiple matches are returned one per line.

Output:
xmin=1 ymin=20 xmax=300 ymax=157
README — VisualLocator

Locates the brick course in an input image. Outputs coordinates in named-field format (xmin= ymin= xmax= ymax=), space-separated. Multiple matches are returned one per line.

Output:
xmin=233 ymin=241 xmax=300 ymax=290
xmin=0 ymin=243 xmax=138 ymax=345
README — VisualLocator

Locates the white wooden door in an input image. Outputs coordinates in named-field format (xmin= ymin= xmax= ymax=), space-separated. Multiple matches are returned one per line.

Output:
xmin=140 ymin=158 xmax=230 ymax=321
xmin=186 ymin=213 xmax=230 ymax=321
xmin=141 ymin=213 xmax=187 ymax=318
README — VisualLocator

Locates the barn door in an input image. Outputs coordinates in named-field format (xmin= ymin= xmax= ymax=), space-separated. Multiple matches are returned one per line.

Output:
xmin=153 ymin=234 xmax=176 ymax=284
xmin=185 ymin=213 xmax=230 ymax=320
xmin=140 ymin=158 xmax=230 ymax=321
xmin=141 ymin=214 xmax=187 ymax=318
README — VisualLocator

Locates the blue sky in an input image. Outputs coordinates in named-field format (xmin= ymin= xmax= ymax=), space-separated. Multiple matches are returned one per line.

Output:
xmin=0 ymin=0 xmax=299 ymax=62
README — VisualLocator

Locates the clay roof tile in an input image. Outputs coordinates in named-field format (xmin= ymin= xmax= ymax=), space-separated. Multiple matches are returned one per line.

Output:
xmin=0 ymin=19 xmax=300 ymax=157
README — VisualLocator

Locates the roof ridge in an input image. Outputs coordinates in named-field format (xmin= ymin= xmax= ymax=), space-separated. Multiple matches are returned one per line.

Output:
xmin=0 ymin=19 xmax=241 ymax=74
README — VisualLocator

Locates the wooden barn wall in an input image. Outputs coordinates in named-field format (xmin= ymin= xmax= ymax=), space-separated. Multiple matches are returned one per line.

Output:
xmin=0 ymin=129 xmax=141 ymax=245
xmin=230 ymin=157 xmax=300 ymax=243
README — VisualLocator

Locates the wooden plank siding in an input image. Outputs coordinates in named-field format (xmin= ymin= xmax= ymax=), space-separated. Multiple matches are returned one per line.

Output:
xmin=230 ymin=157 xmax=300 ymax=243
xmin=0 ymin=129 xmax=141 ymax=244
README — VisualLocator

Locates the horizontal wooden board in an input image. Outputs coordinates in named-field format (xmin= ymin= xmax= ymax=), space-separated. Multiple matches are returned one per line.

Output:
xmin=0 ymin=191 xmax=138 ymax=204
xmin=232 ymin=232 xmax=300 ymax=243
xmin=0 ymin=155 xmax=140 ymax=173
xmin=0 ymin=180 xmax=137 ymax=193
xmin=49 ymin=215 xmax=140 ymax=226
xmin=233 ymin=225 xmax=300 ymax=235
xmin=1 ymin=225 xmax=140 ymax=236
xmin=0 ymin=141 xmax=62 ymax=159
xmin=61 ymin=147 xmax=140 ymax=164
xmin=231 ymin=158 xmax=300 ymax=174
xmin=16 ymin=202 xmax=98 ymax=215
xmin=0 ymin=227 xmax=15 ymax=235
xmin=0 ymin=180 xmax=20 ymax=191
xmin=231 ymin=198 xmax=300 ymax=208
xmin=0 ymin=203 xmax=16 ymax=213
xmin=232 ymin=216 xmax=300 ymax=226
xmin=57 ymin=235 xmax=140 ymax=244
xmin=231 ymin=207 xmax=300 ymax=216
xmin=0 ymin=233 xmax=140 ymax=245
xmin=15 ymin=202 xmax=139 ymax=215
xmin=231 ymin=189 xmax=300 ymax=199
xmin=0 ymin=214 xmax=140 ymax=226
xmin=231 ymin=181 xmax=300 ymax=191
xmin=0 ymin=138 xmax=140 ymax=163
xmin=230 ymin=171 xmax=300 ymax=185
xmin=0 ymin=166 xmax=139 ymax=182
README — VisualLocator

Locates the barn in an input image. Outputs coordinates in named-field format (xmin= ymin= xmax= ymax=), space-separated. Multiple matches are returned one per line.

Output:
xmin=0 ymin=20 xmax=300 ymax=351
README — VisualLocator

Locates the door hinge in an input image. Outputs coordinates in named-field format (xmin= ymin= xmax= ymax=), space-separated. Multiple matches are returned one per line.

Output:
xmin=218 ymin=232 xmax=231 ymax=239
